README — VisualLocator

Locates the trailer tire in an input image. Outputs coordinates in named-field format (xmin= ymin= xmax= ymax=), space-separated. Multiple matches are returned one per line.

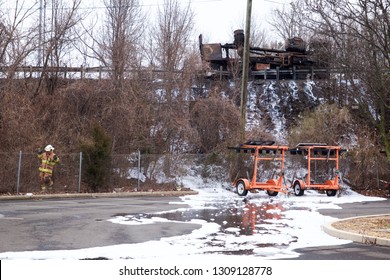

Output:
xmin=293 ymin=181 xmax=304 ymax=196
xmin=236 ymin=180 xmax=248 ymax=196
xmin=326 ymin=189 xmax=337 ymax=196
xmin=266 ymin=190 xmax=278 ymax=196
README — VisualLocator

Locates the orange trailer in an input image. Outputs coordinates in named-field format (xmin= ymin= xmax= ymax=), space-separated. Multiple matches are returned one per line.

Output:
xmin=289 ymin=143 xmax=347 ymax=196
xmin=229 ymin=140 xmax=289 ymax=197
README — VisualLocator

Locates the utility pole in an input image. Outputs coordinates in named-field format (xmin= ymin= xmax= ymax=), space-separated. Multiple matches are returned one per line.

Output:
xmin=38 ymin=0 xmax=43 ymax=66
xmin=240 ymin=0 xmax=252 ymax=140
xmin=38 ymin=0 xmax=47 ymax=67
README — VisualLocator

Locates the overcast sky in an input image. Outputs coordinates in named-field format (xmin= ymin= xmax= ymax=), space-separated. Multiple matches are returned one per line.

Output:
xmin=2 ymin=0 xmax=290 ymax=43
xmin=143 ymin=0 xmax=291 ymax=43
xmin=1 ymin=0 xmax=291 ymax=66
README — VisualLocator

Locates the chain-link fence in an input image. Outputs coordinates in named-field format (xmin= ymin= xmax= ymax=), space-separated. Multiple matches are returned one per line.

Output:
xmin=3 ymin=152 xmax=86 ymax=194
xmin=1 ymin=151 xmax=388 ymax=195
xmin=0 ymin=152 xmax=233 ymax=194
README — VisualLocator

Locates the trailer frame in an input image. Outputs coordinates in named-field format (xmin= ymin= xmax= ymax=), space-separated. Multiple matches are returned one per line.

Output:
xmin=229 ymin=140 xmax=289 ymax=197
xmin=289 ymin=143 xmax=346 ymax=196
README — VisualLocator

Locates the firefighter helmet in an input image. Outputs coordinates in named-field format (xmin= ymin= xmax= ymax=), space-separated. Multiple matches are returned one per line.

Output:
xmin=44 ymin=145 xmax=54 ymax=152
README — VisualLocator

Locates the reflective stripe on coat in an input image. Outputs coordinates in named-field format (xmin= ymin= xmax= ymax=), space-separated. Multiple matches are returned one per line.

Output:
xmin=38 ymin=152 xmax=59 ymax=174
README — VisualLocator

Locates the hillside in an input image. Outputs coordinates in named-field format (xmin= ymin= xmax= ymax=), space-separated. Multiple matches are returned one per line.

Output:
xmin=246 ymin=80 xmax=319 ymax=143
xmin=244 ymin=79 xmax=388 ymax=196
xmin=0 ymin=77 xmax=388 ymax=195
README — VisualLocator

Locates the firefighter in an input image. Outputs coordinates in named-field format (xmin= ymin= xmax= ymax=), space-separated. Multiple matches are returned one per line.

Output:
xmin=38 ymin=144 xmax=60 ymax=192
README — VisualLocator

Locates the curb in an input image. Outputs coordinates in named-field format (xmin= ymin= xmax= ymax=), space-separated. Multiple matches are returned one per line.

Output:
xmin=323 ymin=214 xmax=390 ymax=247
xmin=0 ymin=190 xmax=198 ymax=201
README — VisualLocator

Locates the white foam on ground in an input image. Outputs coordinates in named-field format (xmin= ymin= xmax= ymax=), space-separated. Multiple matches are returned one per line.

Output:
xmin=0 ymin=175 xmax=385 ymax=260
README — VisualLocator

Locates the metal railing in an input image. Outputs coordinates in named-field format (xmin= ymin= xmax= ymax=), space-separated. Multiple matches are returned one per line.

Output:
xmin=0 ymin=65 xmax=191 ymax=80
xmin=203 ymin=66 xmax=331 ymax=80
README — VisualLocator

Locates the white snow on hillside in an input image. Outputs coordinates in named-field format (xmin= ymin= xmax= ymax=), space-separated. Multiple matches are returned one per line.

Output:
xmin=246 ymin=80 xmax=320 ymax=143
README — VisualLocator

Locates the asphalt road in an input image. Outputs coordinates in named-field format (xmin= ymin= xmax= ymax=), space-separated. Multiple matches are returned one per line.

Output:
xmin=291 ymin=198 xmax=390 ymax=260
xmin=318 ymin=199 xmax=390 ymax=219
xmin=0 ymin=196 xmax=389 ymax=259
xmin=0 ymin=196 xmax=200 ymax=253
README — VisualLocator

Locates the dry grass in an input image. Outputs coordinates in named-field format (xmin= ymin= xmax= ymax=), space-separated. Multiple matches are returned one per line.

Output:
xmin=333 ymin=216 xmax=390 ymax=239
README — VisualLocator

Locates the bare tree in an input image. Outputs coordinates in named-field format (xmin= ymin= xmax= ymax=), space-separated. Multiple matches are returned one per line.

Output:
xmin=145 ymin=0 xmax=196 ymax=153
xmin=148 ymin=0 xmax=194 ymax=73
xmin=269 ymin=1 xmax=308 ymax=41
xmin=91 ymin=0 xmax=145 ymax=90
xmin=230 ymin=10 xmax=270 ymax=48
xmin=34 ymin=0 xmax=82 ymax=96
xmin=249 ymin=21 xmax=270 ymax=49
xmin=190 ymin=96 xmax=241 ymax=153
xmin=0 ymin=0 xmax=39 ymax=79
xmin=300 ymin=0 xmax=390 ymax=162
xmin=0 ymin=1 xmax=41 ymax=157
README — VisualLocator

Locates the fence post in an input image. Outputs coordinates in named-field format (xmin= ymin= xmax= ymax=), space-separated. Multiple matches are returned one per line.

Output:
xmin=137 ymin=150 xmax=141 ymax=191
xmin=78 ymin=152 xmax=82 ymax=193
xmin=16 ymin=150 xmax=22 ymax=194
xmin=293 ymin=65 xmax=296 ymax=80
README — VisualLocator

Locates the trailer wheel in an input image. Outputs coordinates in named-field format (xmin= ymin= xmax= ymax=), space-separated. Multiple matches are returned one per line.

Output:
xmin=266 ymin=190 xmax=278 ymax=196
xmin=293 ymin=181 xmax=304 ymax=196
xmin=236 ymin=180 xmax=248 ymax=196
xmin=326 ymin=190 xmax=337 ymax=196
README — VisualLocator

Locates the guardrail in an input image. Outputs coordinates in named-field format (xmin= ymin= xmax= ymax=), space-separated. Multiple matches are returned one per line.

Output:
xmin=0 ymin=66 xmax=186 ymax=80
xmin=203 ymin=66 xmax=331 ymax=80
xmin=1 ymin=65 xmax=336 ymax=81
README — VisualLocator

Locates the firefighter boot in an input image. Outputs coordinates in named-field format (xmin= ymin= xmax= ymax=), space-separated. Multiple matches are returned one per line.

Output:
xmin=40 ymin=185 xmax=46 ymax=193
